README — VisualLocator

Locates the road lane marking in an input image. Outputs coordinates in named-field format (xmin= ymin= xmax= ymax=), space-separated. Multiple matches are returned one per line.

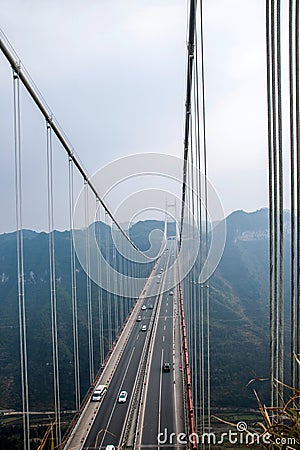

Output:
xmin=162 ymin=335 xmax=165 ymax=342
xmin=96 ymin=346 xmax=135 ymax=449
xmin=136 ymin=251 xmax=171 ymax=448
xmin=158 ymin=348 xmax=164 ymax=448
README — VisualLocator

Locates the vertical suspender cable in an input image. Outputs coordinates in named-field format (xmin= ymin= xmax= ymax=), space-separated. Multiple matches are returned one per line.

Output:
xmin=68 ymin=158 xmax=80 ymax=410
xmin=46 ymin=122 xmax=61 ymax=444
xmin=190 ymin=127 xmax=199 ymax=429
xmin=120 ymin=230 xmax=125 ymax=326
xmin=105 ymin=213 xmax=113 ymax=349
xmin=271 ymin=0 xmax=280 ymax=408
xmin=295 ymin=0 xmax=300 ymax=391
xmin=96 ymin=202 xmax=105 ymax=364
xmin=198 ymin=0 xmax=211 ymax=438
xmin=267 ymin=0 xmax=289 ymax=406
xmin=84 ymin=181 xmax=94 ymax=384
xmin=276 ymin=0 xmax=285 ymax=398
xmin=266 ymin=0 xmax=275 ymax=409
xmin=289 ymin=0 xmax=296 ymax=392
xmin=194 ymin=79 xmax=202 ymax=439
xmin=113 ymin=243 xmax=118 ymax=336
xmin=193 ymin=31 xmax=205 ymax=439
xmin=13 ymin=69 xmax=30 ymax=450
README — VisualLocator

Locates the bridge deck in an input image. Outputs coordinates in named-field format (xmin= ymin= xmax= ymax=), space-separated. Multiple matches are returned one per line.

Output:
xmin=64 ymin=242 xmax=188 ymax=450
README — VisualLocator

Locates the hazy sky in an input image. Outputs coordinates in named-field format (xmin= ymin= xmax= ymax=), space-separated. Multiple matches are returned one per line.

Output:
xmin=0 ymin=0 xmax=288 ymax=233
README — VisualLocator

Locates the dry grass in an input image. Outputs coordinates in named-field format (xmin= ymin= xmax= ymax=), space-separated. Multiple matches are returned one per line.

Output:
xmin=253 ymin=378 xmax=300 ymax=449
xmin=212 ymin=372 xmax=300 ymax=449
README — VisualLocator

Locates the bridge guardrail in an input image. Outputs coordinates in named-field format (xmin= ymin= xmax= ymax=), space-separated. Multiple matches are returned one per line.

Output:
xmin=178 ymin=281 xmax=197 ymax=450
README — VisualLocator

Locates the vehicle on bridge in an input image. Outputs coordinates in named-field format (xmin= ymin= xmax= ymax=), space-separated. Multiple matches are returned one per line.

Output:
xmin=163 ymin=362 xmax=171 ymax=372
xmin=91 ymin=383 xmax=108 ymax=402
xmin=118 ymin=390 xmax=128 ymax=403
xmin=141 ymin=325 xmax=147 ymax=332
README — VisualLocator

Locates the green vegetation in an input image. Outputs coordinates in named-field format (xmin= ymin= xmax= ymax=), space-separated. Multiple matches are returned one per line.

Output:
xmin=207 ymin=209 xmax=291 ymax=409
xmin=0 ymin=210 xmax=294 ymax=445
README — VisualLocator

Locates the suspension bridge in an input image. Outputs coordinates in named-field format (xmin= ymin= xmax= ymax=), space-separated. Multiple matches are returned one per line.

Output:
xmin=0 ymin=1 xmax=299 ymax=449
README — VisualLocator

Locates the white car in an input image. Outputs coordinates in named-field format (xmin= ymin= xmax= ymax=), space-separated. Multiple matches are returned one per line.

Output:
xmin=141 ymin=305 xmax=147 ymax=310
xmin=141 ymin=325 xmax=147 ymax=332
xmin=169 ymin=291 xmax=174 ymax=296
xmin=118 ymin=390 xmax=128 ymax=403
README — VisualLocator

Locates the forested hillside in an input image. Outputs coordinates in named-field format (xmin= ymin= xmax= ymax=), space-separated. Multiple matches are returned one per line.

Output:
xmin=0 ymin=210 xmax=291 ymax=413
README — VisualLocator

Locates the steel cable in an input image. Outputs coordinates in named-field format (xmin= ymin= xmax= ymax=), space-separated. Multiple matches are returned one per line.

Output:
xmin=84 ymin=181 xmax=94 ymax=384
xmin=46 ymin=123 xmax=61 ymax=444
xmin=197 ymin=1 xmax=211 ymax=440
xmin=13 ymin=69 xmax=30 ymax=450
xmin=266 ymin=0 xmax=276 ymax=409
xmin=180 ymin=0 xmax=197 ymax=246
xmin=0 ymin=30 xmax=153 ymax=260
xmin=68 ymin=158 xmax=81 ymax=410
xmin=295 ymin=0 xmax=300 ymax=391
xmin=275 ymin=0 xmax=285 ymax=400
xmin=96 ymin=202 xmax=105 ymax=364
xmin=289 ymin=0 xmax=296 ymax=392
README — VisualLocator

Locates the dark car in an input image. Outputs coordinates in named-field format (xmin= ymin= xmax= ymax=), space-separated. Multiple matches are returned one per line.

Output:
xmin=163 ymin=362 xmax=171 ymax=372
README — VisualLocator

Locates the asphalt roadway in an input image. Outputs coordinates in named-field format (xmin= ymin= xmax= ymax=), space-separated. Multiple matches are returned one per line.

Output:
xmin=139 ymin=245 xmax=178 ymax=449
xmin=82 ymin=242 xmax=182 ymax=449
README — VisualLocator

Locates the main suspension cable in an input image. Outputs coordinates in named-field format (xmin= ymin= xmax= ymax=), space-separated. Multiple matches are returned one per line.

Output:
xmin=180 ymin=0 xmax=197 ymax=246
xmin=0 ymin=29 xmax=148 ymax=258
